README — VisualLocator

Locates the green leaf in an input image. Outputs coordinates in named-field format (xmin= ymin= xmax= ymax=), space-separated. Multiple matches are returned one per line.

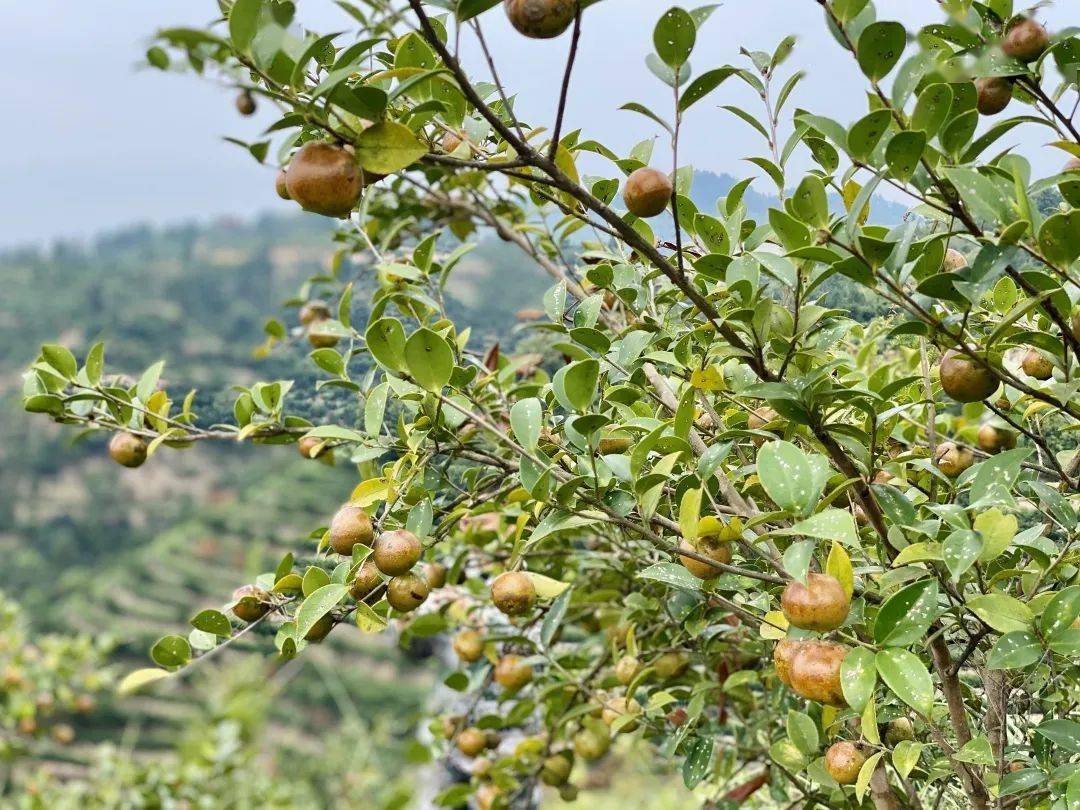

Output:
xmin=875 ymin=579 xmax=938 ymax=647
xmin=787 ymin=710 xmax=819 ymax=756
xmin=1034 ymin=719 xmax=1080 ymax=754
xmin=892 ymin=741 xmax=922 ymax=779
xmin=841 ymin=648 xmax=876 ymax=713
xmin=832 ymin=0 xmax=869 ymax=23
xmin=757 ymin=440 xmax=828 ymax=517
xmin=967 ymin=593 xmax=1033 ymax=634
xmin=973 ymin=508 xmax=1016 ymax=563
xmin=653 ymin=7 xmax=696 ymax=67
xmin=954 ymin=736 xmax=995 ymax=767
xmin=190 ymin=609 xmax=232 ymax=637
xmin=510 ymin=398 xmax=542 ymax=451
xmin=885 ymin=131 xmax=926 ymax=181
xmin=790 ymin=175 xmax=829 ymax=228
xmin=784 ymin=508 xmax=859 ymax=547
xmin=354 ymin=121 xmax=428 ymax=174
xmin=150 ymin=635 xmax=192 ymax=668
xmin=682 ymin=736 xmax=713 ymax=789
xmin=910 ymin=83 xmax=953 ymax=137
xmin=847 ymin=110 xmax=892 ymax=161
xmin=404 ymin=328 xmax=454 ymax=392
xmin=84 ymin=342 xmax=105 ymax=385
xmin=560 ymin=358 xmax=600 ymax=412
xmin=42 ymin=344 xmax=77 ymax=380
xmin=457 ymin=0 xmax=501 ymax=22
xmin=679 ymin=67 xmax=735 ymax=111
xmin=876 ymin=648 xmax=933 ymax=717
xmin=969 ymin=448 xmax=1031 ymax=506
xmin=782 ymin=540 xmax=815 ymax=584
xmin=295 ymin=584 xmax=349 ymax=641
xmin=117 ymin=668 xmax=170 ymax=696
xmin=1038 ymin=210 xmax=1080 ymax=266
xmin=857 ymin=21 xmax=906 ymax=82
xmin=365 ymin=318 xmax=407 ymax=373
xmin=229 ymin=0 xmax=263 ymax=51
xmin=1040 ymin=585 xmax=1080 ymax=638
xmin=638 ymin=562 xmax=701 ymax=592
xmin=986 ymin=631 xmax=1042 ymax=669
xmin=942 ymin=529 xmax=982 ymax=581
xmin=541 ymin=587 xmax=573 ymax=648
xmin=354 ymin=601 xmax=387 ymax=633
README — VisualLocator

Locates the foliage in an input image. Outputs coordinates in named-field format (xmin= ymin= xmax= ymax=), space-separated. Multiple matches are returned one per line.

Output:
xmin=21 ymin=1 xmax=1080 ymax=808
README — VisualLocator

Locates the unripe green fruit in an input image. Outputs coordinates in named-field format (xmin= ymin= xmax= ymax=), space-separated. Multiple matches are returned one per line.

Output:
xmin=493 ymin=654 xmax=533 ymax=692
xmin=540 ymin=751 xmax=574 ymax=786
xmin=386 ymin=572 xmax=429 ymax=612
xmin=452 ymin=629 xmax=485 ymax=663
xmin=456 ymin=726 xmax=487 ymax=757
xmin=372 ymin=529 xmax=422 ymax=576
xmin=349 ymin=559 xmax=381 ymax=599
xmin=614 ymin=655 xmax=640 ymax=685
xmin=885 ymin=717 xmax=915 ymax=746
xmin=653 ymin=651 xmax=689 ymax=681
xmin=573 ymin=727 xmax=610 ymax=760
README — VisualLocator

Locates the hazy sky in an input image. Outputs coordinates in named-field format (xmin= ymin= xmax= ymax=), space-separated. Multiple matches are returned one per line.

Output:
xmin=1 ymin=1 xmax=1073 ymax=248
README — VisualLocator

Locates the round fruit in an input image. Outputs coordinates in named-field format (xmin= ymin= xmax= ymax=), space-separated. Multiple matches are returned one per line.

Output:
xmin=653 ymin=651 xmax=689 ymax=680
xmin=372 ymin=529 xmax=422 ymax=576
xmin=540 ymin=751 xmax=574 ymax=786
xmin=977 ymin=424 xmax=1016 ymax=454
xmin=307 ymin=325 xmax=340 ymax=349
xmin=597 ymin=435 xmax=632 ymax=454
xmin=825 ymin=741 xmax=866 ymax=785
xmin=678 ymin=537 xmax=733 ymax=578
xmin=275 ymin=169 xmax=290 ymax=200
xmin=943 ymin=248 xmax=967 ymax=271
xmin=235 ymin=90 xmax=256 ymax=116
xmin=297 ymin=435 xmax=329 ymax=460
xmin=885 ymin=717 xmax=915 ymax=746
xmin=1021 ymin=348 xmax=1053 ymax=380
xmin=285 ymin=141 xmax=364 ymax=218
xmin=788 ymin=640 xmax=848 ymax=707
xmin=573 ymin=727 xmax=610 ymax=760
xmin=748 ymin=406 xmax=779 ymax=431
xmin=939 ymin=349 xmax=997 ymax=403
xmin=453 ymin=629 xmax=485 ymax=663
xmin=51 ymin=724 xmax=75 ymax=745
xmin=328 ymin=505 xmax=374 ymax=555
xmin=975 ymin=77 xmax=1012 ymax=115
xmin=441 ymin=131 xmax=463 ymax=153
xmin=503 ymin=0 xmax=577 ymax=39
xmin=623 ymin=167 xmax=673 ymax=218
xmin=601 ymin=696 xmax=641 ymax=732
xmin=349 ymin=559 xmax=381 ymax=599
xmin=457 ymin=727 xmax=487 ymax=757
xmin=781 ymin=573 xmax=850 ymax=632
xmin=490 ymin=571 xmax=536 ymax=616
xmin=298 ymin=300 xmax=332 ymax=326
xmin=773 ymin=638 xmax=801 ymax=686
xmin=108 ymin=432 xmax=148 ymax=468
xmin=614 ymin=655 xmax=640 ymax=685
xmin=494 ymin=654 xmax=534 ymax=692
xmin=386 ymin=573 xmax=429 ymax=612
xmin=231 ymin=585 xmax=270 ymax=623
xmin=1003 ymin=18 xmax=1049 ymax=62
xmin=1066 ymin=158 xmax=1080 ymax=173
xmin=935 ymin=442 xmax=974 ymax=478
xmin=424 ymin=562 xmax=448 ymax=589
xmin=304 ymin=613 xmax=334 ymax=642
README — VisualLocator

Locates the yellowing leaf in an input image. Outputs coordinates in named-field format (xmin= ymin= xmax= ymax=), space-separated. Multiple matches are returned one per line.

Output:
xmin=826 ymin=541 xmax=854 ymax=598
xmin=679 ymin=487 xmax=703 ymax=542
xmin=524 ymin=572 xmax=570 ymax=600
xmin=350 ymin=477 xmax=390 ymax=508
xmin=690 ymin=366 xmax=724 ymax=391
xmin=118 ymin=667 xmax=170 ymax=696
xmin=855 ymin=751 xmax=884 ymax=803
xmin=760 ymin=610 xmax=789 ymax=640
xmin=973 ymin=508 xmax=1017 ymax=563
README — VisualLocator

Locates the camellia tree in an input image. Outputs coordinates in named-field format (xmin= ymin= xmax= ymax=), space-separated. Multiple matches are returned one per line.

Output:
xmin=21 ymin=0 xmax=1080 ymax=807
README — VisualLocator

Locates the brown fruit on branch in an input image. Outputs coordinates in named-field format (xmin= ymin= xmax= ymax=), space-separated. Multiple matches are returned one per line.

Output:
xmin=623 ymin=167 xmax=673 ymax=218
xmin=304 ymin=613 xmax=334 ymax=642
xmin=307 ymin=324 xmax=340 ymax=349
xmin=108 ymin=432 xmax=148 ymax=468
xmin=372 ymin=529 xmax=422 ymax=576
xmin=977 ymin=424 xmax=1016 ymax=454
xmin=934 ymin=442 xmax=974 ymax=478
xmin=601 ymin=695 xmax=642 ymax=732
xmin=975 ymin=77 xmax=1012 ymax=115
xmin=453 ymin=629 xmax=485 ymax=663
xmin=773 ymin=638 xmax=802 ymax=687
xmin=51 ymin=724 xmax=75 ymax=745
xmin=781 ymin=573 xmax=850 ymax=632
xmin=298 ymin=300 xmax=332 ymax=326
xmin=386 ymin=573 xmax=429 ymax=612
xmin=747 ymin=406 xmax=779 ymax=431
xmin=788 ymin=640 xmax=848 ymax=707
xmin=494 ymin=654 xmax=534 ymax=692
xmin=490 ymin=571 xmax=537 ymax=616
xmin=328 ymin=505 xmax=374 ymax=555
xmin=456 ymin=727 xmax=487 ymax=757
xmin=284 ymin=141 xmax=364 ymax=218
xmin=275 ymin=170 xmax=291 ymax=200
xmin=441 ymin=131 xmax=463 ymax=153
xmin=503 ymin=0 xmax=577 ymax=39
xmin=825 ymin=741 xmax=866 ymax=785
xmin=1021 ymin=348 xmax=1053 ymax=380
xmin=231 ymin=585 xmax=270 ymax=623
xmin=939 ymin=349 xmax=997 ymax=403
xmin=235 ymin=90 xmax=256 ymax=116
xmin=1003 ymin=18 xmax=1050 ymax=62
xmin=614 ymin=655 xmax=640 ymax=685
xmin=349 ymin=559 xmax=381 ymax=599
xmin=424 ymin=562 xmax=448 ymax=589
xmin=297 ymin=435 xmax=330 ymax=460
xmin=943 ymin=248 xmax=967 ymax=271
xmin=678 ymin=537 xmax=733 ymax=578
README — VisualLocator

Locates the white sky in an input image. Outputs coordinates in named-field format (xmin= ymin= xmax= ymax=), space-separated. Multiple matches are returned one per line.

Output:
xmin=0 ymin=0 xmax=1073 ymax=247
